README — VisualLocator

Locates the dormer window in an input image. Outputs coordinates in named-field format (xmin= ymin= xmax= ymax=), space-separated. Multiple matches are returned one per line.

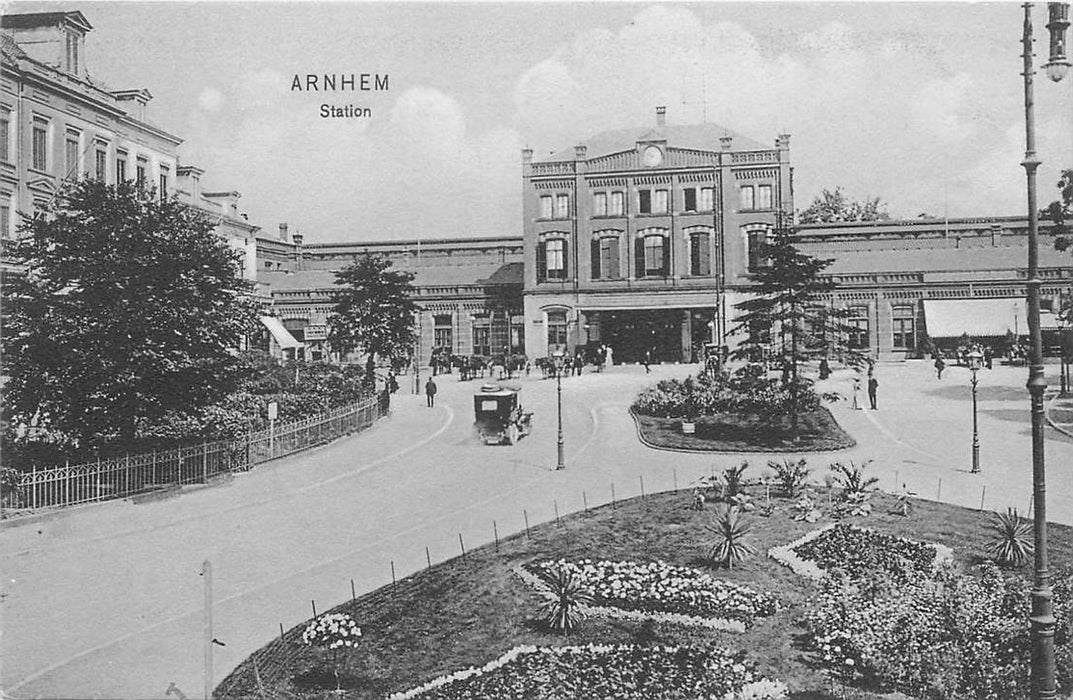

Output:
xmin=66 ymin=30 xmax=80 ymax=75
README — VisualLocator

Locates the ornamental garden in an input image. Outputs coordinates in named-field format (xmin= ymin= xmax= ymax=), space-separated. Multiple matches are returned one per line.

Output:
xmin=216 ymin=457 xmax=1073 ymax=700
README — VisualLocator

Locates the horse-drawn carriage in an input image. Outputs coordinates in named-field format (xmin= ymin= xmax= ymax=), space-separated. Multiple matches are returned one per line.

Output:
xmin=473 ymin=383 xmax=533 ymax=445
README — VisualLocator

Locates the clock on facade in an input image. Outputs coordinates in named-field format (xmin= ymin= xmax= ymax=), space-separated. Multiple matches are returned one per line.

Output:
xmin=642 ymin=145 xmax=663 ymax=167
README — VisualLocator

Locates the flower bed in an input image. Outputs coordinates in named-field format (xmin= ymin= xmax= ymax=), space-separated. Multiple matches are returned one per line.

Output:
xmin=769 ymin=524 xmax=953 ymax=582
xmin=389 ymin=644 xmax=786 ymax=699
xmin=523 ymin=559 xmax=778 ymax=629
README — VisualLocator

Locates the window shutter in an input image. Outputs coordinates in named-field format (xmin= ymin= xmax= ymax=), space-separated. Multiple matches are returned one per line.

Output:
xmin=561 ymin=240 xmax=569 ymax=278
xmin=699 ymin=233 xmax=711 ymax=275
xmin=661 ymin=236 xmax=670 ymax=276
xmin=591 ymin=236 xmax=601 ymax=280
xmin=536 ymin=241 xmax=547 ymax=282
xmin=635 ymin=237 xmax=645 ymax=277
xmin=608 ymin=237 xmax=620 ymax=279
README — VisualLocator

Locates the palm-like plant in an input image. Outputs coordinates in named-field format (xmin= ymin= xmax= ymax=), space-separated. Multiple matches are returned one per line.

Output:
xmin=769 ymin=458 xmax=812 ymax=497
xmin=532 ymin=565 xmax=594 ymax=635
xmin=707 ymin=505 xmax=757 ymax=570
xmin=829 ymin=460 xmax=879 ymax=502
xmin=722 ymin=461 xmax=750 ymax=500
xmin=987 ymin=508 xmax=1034 ymax=567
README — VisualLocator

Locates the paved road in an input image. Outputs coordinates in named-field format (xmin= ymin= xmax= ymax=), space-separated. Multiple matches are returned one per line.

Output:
xmin=1 ymin=360 xmax=1070 ymax=698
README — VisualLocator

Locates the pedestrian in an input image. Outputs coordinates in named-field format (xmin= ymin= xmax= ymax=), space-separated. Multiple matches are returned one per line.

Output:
xmin=525 ymin=360 xmax=531 ymax=377
xmin=425 ymin=377 xmax=437 ymax=408
xmin=852 ymin=373 xmax=862 ymax=410
xmin=984 ymin=346 xmax=993 ymax=369
xmin=388 ymin=370 xmax=399 ymax=394
xmin=868 ymin=373 xmax=879 ymax=410
xmin=934 ymin=356 xmax=945 ymax=380
xmin=643 ymin=349 xmax=652 ymax=373
xmin=819 ymin=358 xmax=831 ymax=380
xmin=605 ymin=344 xmax=614 ymax=367
xmin=575 ymin=350 xmax=584 ymax=376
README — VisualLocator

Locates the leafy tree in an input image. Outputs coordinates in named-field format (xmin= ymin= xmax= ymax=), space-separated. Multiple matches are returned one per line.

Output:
xmin=2 ymin=180 xmax=258 ymax=453
xmin=1047 ymin=168 xmax=1073 ymax=249
xmin=731 ymin=215 xmax=859 ymax=439
xmin=328 ymin=255 xmax=417 ymax=384
xmin=798 ymin=187 xmax=891 ymax=224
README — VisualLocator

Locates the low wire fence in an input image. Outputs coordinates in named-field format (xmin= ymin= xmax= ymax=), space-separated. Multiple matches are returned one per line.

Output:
xmin=2 ymin=391 xmax=391 ymax=518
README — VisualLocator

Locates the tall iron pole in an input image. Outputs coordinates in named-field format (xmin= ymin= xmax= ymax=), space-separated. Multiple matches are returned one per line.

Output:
xmin=556 ymin=364 xmax=565 ymax=470
xmin=1022 ymin=5 xmax=1056 ymax=698
xmin=971 ymin=367 xmax=981 ymax=474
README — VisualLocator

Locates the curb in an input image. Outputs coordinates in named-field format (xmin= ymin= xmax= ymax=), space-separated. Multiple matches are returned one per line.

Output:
xmin=629 ymin=407 xmax=856 ymax=455
xmin=1045 ymin=393 xmax=1073 ymax=440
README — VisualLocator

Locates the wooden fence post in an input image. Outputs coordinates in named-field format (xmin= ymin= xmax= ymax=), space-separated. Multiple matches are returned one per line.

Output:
xmin=426 ymin=546 xmax=432 ymax=569
xmin=524 ymin=509 xmax=531 ymax=538
xmin=611 ymin=482 xmax=616 ymax=510
xmin=311 ymin=600 xmax=317 ymax=618
xmin=640 ymin=475 xmax=645 ymax=501
xmin=493 ymin=520 xmax=499 ymax=551
xmin=554 ymin=500 xmax=560 ymax=527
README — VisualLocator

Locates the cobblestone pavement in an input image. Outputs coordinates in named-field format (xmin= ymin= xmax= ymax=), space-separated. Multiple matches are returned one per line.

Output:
xmin=1 ymin=360 xmax=1070 ymax=698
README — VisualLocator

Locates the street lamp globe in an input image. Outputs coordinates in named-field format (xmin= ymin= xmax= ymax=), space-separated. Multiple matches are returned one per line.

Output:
xmin=967 ymin=348 xmax=984 ymax=372
xmin=1045 ymin=2 xmax=1071 ymax=82
xmin=551 ymin=347 xmax=566 ymax=370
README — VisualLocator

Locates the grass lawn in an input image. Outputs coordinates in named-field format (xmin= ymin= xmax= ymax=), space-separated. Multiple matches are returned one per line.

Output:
xmin=215 ymin=487 xmax=1072 ymax=700
xmin=632 ymin=406 xmax=855 ymax=452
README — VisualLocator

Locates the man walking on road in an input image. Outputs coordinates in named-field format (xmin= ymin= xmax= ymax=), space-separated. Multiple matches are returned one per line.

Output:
xmin=425 ymin=377 xmax=437 ymax=408
xmin=643 ymin=349 xmax=652 ymax=373
xmin=868 ymin=373 xmax=879 ymax=410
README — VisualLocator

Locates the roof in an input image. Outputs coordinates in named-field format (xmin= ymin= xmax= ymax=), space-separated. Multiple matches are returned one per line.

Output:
xmin=260 ymin=261 xmax=523 ymax=292
xmin=0 ymin=32 xmax=28 ymax=62
xmin=817 ymin=244 xmax=1073 ymax=276
xmin=1 ymin=11 xmax=93 ymax=32
xmin=922 ymin=298 xmax=1060 ymax=338
xmin=539 ymin=123 xmax=770 ymax=163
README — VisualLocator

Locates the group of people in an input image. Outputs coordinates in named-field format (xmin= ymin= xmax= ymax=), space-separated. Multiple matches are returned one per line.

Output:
xmin=851 ymin=359 xmax=880 ymax=411
xmin=933 ymin=344 xmax=994 ymax=380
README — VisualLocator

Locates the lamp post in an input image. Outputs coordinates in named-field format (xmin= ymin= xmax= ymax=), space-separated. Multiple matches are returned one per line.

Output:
xmin=967 ymin=348 xmax=982 ymax=474
xmin=551 ymin=348 xmax=566 ymax=470
xmin=1022 ymin=5 xmax=1068 ymax=698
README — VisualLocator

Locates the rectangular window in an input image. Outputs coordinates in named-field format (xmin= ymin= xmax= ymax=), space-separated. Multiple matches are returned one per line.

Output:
xmin=0 ymin=110 xmax=10 ymax=162
xmin=136 ymin=157 xmax=148 ymax=187
xmin=547 ymin=311 xmax=568 ymax=348
xmin=593 ymin=192 xmax=607 ymax=217
xmin=95 ymin=143 xmax=108 ymax=182
xmin=892 ymin=305 xmax=916 ymax=350
xmin=689 ymin=232 xmax=711 ymax=276
xmin=159 ymin=165 xmax=169 ymax=198
xmin=433 ymin=314 xmax=453 ymax=351
xmin=546 ymin=238 xmax=566 ymax=279
xmin=472 ymin=317 xmax=491 ymax=356
xmin=115 ymin=151 xmax=127 ymax=183
xmin=32 ymin=118 xmax=49 ymax=171
xmin=539 ymin=195 xmax=552 ymax=219
xmin=598 ymin=237 xmax=619 ymax=279
xmin=65 ymin=132 xmax=80 ymax=178
xmin=700 ymin=187 xmax=714 ymax=211
xmin=747 ymin=230 xmax=768 ymax=272
xmin=654 ymin=189 xmax=668 ymax=213
xmin=757 ymin=184 xmax=773 ymax=209
xmin=683 ymin=188 xmax=697 ymax=212
xmin=848 ymin=307 xmax=871 ymax=350
xmin=644 ymin=236 xmax=664 ymax=276
xmin=1 ymin=194 xmax=10 ymax=239
xmin=555 ymin=194 xmax=569 ymax=218
xmin=639 ymin=189 xmax=652 ymax=214
xmin=610 ymin=191 xmax=624 ymax=215
xmin=740 ymin=185 xmax=755 ymax=210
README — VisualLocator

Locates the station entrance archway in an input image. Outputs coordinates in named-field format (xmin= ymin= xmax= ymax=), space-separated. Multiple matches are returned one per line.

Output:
xmin=587 ymin=308 xmax=717 ymax=365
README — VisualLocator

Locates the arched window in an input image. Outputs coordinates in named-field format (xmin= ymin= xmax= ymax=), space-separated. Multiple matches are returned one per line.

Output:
xmin=742 ymin=224 xmax=772 ymax=273
xmin=536 ymin=235 xmax=569 ymax=282
xmin=634 ymin=229 xmax=669 ymax=277
xmin=685 ymin=227 xmax=712 ymax=276
xmin=546 ymin=310 xmax=568 ymax=348
xmin=590 ymin=230 xmax=621 ymax=280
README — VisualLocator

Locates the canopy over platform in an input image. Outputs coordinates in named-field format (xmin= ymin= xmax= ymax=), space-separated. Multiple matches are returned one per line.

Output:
xmin=260 ymin=316 xmax=301 ymax=349
xmin=923 ymin=298 xmax=1060 ymax=338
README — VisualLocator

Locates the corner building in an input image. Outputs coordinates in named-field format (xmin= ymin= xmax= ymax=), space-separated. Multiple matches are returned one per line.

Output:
xmin=522 ymin=107 xmax=791 ymax=363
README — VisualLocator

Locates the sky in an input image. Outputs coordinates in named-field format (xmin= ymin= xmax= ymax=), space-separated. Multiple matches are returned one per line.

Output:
xmin=8 ymin=1 xmax=1073 ymax=244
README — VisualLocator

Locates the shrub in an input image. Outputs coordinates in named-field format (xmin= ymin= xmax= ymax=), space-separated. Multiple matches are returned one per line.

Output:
xmin=768 ymin=458 xmax=811 ymax=497
xmin=532 ymin=564 xmax=593 ymax=635
xmin=707 ymin=505 xmax=757 ymax=570
xmin=987 ymin=508 xmax=1034 ymax=567
xmin=722 ymin=461 xmax=750 ymax=499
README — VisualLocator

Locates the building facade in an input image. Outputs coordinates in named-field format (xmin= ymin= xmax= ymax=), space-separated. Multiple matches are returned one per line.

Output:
xmin=522 ymin=107 xmax=792 ymax=363
xmin=0 ymin=12 xmax=182 ymax=242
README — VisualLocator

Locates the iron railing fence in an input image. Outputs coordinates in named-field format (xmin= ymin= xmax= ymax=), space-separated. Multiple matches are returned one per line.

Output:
xmin=2 ymin=391 xmax=391 ymax=518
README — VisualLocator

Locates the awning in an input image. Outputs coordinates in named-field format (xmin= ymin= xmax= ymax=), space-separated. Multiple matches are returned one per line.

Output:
xmin=923 ymin=299 xmax=1060 ymax=338
xmin=259 ymin=316 xmax=301 ymax=349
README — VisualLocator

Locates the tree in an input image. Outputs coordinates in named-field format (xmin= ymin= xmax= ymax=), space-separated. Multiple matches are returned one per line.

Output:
xmin=2 ymin=180 xmax=258 ymax=453
xmin=731 ymin=213 xmax=858 ymax=439
xmin=798 ymin=187 xmax=891 ymax=224
xmin=1047 ymin=168 xmax=1073 ymax=249
xmin=328 ymin=255 xmax=417 ymax=383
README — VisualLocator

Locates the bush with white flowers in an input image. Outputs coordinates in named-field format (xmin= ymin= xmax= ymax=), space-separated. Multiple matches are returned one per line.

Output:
xmin=302 ymin=612 xmax=362 ymax=650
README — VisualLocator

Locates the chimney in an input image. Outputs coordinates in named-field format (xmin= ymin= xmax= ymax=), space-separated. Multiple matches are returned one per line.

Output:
xmin=522 ymin=147 xmax=533 ymax=164
xmin=279 ymin=223 xmax=289 ymax=242
xmin=176 ymin=165 xmax=204 ymax=200
xmin=776 ymin=133 xmax=791 ymax=150
xmin=293 ymin=231 xmax=304 ymax=270
xmin=720 ymin=134 xmax=733 ymax=151
xmin=574 ymin=144 xmax=587 ymax=160
xmin=111 ymin=89 xmax=153 ymax=122
xmin=655 ymin=106 xmax=666 ymax=128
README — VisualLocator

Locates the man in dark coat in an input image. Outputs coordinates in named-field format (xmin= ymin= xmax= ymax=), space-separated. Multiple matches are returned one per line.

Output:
xmin=425 ymin=377 xmax=437 ymax=408
xmin=868 ymin=373 xmax=879 ymax=410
